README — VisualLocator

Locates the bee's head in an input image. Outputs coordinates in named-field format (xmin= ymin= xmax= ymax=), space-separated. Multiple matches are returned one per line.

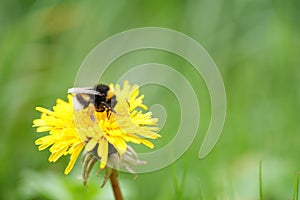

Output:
xmin=94 ymin=84 xmax=110 ymax=94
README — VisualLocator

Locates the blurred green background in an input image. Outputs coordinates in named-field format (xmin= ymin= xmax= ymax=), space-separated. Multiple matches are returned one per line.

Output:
xmin=1 ymin=0 xmax=299 ymax=199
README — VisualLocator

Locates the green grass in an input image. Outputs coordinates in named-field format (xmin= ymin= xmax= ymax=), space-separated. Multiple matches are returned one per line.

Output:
xmin=293 ymin=173 xmax=299 ymax=200
xmin=259 ymin=161 xmax=299 ymax=200
xmin=259 ymin=160 xmax=263 ymax=200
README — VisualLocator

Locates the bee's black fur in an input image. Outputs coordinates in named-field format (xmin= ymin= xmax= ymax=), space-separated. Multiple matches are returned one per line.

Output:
xmin=92 ymin=84 xmax=117 ymax=113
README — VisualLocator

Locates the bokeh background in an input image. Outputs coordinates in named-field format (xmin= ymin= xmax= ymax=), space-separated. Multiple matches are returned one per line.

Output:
xmin=1 ymin=0 xmax=299 ymax=199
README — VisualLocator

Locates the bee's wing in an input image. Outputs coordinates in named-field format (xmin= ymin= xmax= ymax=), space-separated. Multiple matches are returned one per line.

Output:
xmin=68 ymin=87 xmax=101 ymax=95
xmin=68 ymin=87 xmax=94 ymax=111
xmin=69 ymin=88 xmax=99 ymax=126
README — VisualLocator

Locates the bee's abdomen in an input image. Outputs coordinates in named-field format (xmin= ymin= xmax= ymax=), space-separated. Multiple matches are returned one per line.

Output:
xmin=74 ymin=94 xmax=92 ymax=110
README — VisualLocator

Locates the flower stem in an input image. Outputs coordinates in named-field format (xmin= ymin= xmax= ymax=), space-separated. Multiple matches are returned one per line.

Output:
xmin=110 ymin=170 xmax=123 ymax=200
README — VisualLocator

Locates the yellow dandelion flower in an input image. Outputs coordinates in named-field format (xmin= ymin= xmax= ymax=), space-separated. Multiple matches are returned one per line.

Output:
xmin=33 ymin=95 xmax=85 ymax=174
xmin=33 ymin=81 xmax=160 ymax=175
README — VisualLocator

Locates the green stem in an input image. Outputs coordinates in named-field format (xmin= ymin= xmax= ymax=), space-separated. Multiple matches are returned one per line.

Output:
xmin=110 ymin=170 xmax=123 ymax=200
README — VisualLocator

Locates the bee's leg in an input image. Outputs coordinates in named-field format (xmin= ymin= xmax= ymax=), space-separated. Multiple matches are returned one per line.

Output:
xmin=110 ymin=96 xmax=117 ymax=108
xmin=101 ymin=101 xmax=116 ymax=114
xmin=107 ymin=111 xmax=112 ymax=119
xmin=126 ymin=99 xmax=130 ymax=107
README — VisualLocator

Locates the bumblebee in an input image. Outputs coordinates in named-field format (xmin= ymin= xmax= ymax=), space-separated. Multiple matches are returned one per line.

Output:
xmin=68 ymin=84 xmax=117 ymax=114
xmin=68 ymin=84 xmax=118 ymax=161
